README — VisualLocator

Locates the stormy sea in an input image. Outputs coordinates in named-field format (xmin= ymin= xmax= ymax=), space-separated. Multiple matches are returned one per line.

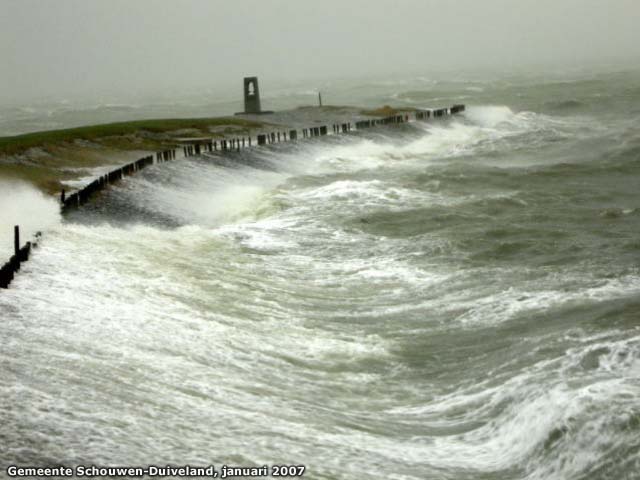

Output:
xmin=1 ymin=68 xmax=639 ymax=479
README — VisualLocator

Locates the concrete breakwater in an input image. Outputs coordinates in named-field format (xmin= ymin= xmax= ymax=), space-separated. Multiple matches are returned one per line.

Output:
xmin=0 ymin=104 xmax=465 ymax=289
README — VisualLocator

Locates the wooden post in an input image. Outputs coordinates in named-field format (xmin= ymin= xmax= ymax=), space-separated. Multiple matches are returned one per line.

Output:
xmin=318 ymin=92 xmax=322 ymax=107
xmin=14 ymin=225 xmax=19 ymax=257
xmin=61 ymin=189 xmax=66 ymax=203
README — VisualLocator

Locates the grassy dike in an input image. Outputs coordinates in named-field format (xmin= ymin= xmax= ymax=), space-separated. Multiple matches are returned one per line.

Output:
xmin=0 ymin=117 xmax=266 ymax=195
xmin=0 ymin=105 xmax=417 ymax=196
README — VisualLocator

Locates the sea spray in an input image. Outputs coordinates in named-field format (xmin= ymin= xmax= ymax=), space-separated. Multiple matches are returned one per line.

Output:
xmin=0 ymin=179 xmax=59 ymax=258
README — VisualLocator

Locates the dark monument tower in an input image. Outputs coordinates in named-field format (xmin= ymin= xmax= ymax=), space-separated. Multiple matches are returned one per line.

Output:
xmin=236 ymin=76 xmax=272 ymax=115
xmin=243 ymin=77 xmax=261 ymax=114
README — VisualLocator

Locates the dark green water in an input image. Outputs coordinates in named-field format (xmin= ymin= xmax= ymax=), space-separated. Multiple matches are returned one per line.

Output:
xmin=1 ymin=69 xmax=639 ymax=479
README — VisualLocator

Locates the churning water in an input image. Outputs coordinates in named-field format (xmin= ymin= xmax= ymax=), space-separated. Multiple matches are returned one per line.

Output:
xmin=1 ymin=70 xmax=640 ymax=479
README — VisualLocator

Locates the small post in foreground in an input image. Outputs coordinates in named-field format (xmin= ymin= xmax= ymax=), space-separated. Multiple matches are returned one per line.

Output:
xmin=14 ymin=225 xmax=19 ymax=257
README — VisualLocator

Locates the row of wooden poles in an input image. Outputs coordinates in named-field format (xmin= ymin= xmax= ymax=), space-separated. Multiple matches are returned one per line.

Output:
xmin=60 ymin=154 xmax=167 ymax=212
xmin=0 ymin=104 xmax=465 ymax=289
xmin=180 ymin=105 xmax=465 ymax=160
xmin=1 ymin=152 xmax=175 ymax=288
xmin=0 ymin=226 xmax=41 ymax=289
xmin=67 ymin=104 xmax=465 ymax=210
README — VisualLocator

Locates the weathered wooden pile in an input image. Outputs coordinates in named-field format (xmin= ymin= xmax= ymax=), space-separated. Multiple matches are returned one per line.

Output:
xmin=0 ymin=226 xmax=41 ymax=289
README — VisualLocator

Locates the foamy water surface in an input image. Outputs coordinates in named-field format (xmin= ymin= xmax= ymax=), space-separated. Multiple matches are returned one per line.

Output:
xmin=1 ymin=71 xmax=640 ymax=479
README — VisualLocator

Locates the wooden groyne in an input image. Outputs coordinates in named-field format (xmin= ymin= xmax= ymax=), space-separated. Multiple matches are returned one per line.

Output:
xmin=61 ymin=154 xmax=159 ymax=212
xmin=0 ymin=104 xmax=464 ymax=289
xmin=0 ymin=226 xmax=41 ymax=289
xmin=61 ymin=104 xmax=465 ymax=213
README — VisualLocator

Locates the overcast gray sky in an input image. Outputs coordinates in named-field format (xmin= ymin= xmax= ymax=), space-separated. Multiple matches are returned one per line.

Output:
xmin=1 ymin=0 xmax=639 ymax=102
